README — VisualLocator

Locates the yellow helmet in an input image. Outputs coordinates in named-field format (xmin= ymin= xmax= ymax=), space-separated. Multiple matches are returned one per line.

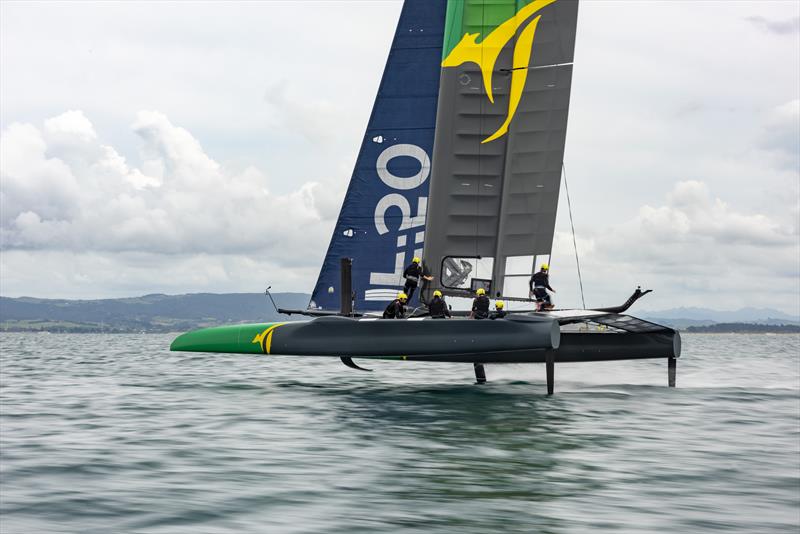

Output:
xmin=541 ymin=263 xmax=549 ymax=271
xmin=476 ymin=288 xmax=486 ymax=295
xmin=412 ymin=257 xmax=421 ymax=264
xmin=495 ymin=300 xmax=505 ymax=309
xmin=433 ymin=290 xmax=442 ymax=297
xmin=398 ymin=292 xmax=408 ymax=300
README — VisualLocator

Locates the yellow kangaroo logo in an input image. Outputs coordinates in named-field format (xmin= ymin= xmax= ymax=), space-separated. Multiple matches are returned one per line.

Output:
xmin=252 ymin=323 xmax=284 ymax=354
xmin=442 ymin=0 xmax=557 ymax=144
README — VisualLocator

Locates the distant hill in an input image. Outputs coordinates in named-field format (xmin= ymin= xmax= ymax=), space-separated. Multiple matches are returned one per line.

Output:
xmin=641 ymin=318 xmax=717 ymax=330
xmin=3 ymin=294 xmax=799 ymax=333
xmin=640 ymin=307 xmax=799 ymax=328
xmin=684 ymin=323 xmax=800 ymax=334
xmin=0 ymin=293 xmax=311 ymax=333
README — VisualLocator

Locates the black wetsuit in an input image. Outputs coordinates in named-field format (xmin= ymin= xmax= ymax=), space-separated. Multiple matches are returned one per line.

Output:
xmin=403 ymin=263 xmax=423 ymax=301
xmin=490 ymin=309 xmax=507 ymax=320
xmin=428 ymin=296 xmax=450 ymax=319
xmin=529 ymin=271 xmax=554 ymax=305
xmin=472 ymin=295 xmax=490 ymax=319
xmin=383 ymin=299 xmax=406 ymax=319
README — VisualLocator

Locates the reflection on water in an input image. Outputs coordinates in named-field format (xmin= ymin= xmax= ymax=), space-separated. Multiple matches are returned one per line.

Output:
xmin=1 ymin=333 xmax=798 ymax=533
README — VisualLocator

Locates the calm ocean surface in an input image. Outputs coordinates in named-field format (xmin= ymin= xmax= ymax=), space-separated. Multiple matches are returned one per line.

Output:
xmin=1 ymin=333 xmax=798 ymax=533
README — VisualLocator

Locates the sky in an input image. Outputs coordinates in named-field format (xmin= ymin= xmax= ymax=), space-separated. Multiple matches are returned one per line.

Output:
xmin=1 ymin=0 xmax=798 ymax=314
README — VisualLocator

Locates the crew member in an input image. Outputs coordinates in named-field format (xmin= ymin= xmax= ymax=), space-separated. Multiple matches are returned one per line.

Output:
xmin=402 ymin=257 xmax=433 ymax=303
xmin=428 ymin=290 xmax=451 ymax=319
xmin=530 ymin=263 xmax=556 ymax=311
xmin=383 ymin=292 xmax=408 ymax=319
xmin=490 ymin=300 xmax=507 ymax=320
xmin=470 ymin=287 xmax=490 ymax=319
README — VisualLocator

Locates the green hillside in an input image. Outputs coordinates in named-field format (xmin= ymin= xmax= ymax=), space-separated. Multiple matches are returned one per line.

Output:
xmin=0 ymin=293 xmax=310 ymax=333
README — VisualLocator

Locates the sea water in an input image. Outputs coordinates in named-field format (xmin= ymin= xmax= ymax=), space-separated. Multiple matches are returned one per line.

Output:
xmin=1 ymin=333 xmax=798 ymax=533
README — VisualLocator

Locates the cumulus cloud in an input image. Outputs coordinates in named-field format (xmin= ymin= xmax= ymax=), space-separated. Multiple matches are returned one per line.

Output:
xmin=0 ymin=110 xmax=339 ymax=264
xmin=44 ymin=109 xmax=97 ymax=143
xmin=638 ymin=180 xmax=795 ymax=247
xmin=0 ymin=122 xmax=82 ymax=225
xmin=1 ymin=1 xmax=797 ymax=309
xmin=549 ymin=180 xmax=800 ymax=314
xmin=610 ymin=181 xmax=797 ymax=271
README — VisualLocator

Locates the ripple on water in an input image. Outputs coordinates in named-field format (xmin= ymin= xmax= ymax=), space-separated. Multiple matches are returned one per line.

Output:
xmin=0 ymin=332 xmax=798 ymax=533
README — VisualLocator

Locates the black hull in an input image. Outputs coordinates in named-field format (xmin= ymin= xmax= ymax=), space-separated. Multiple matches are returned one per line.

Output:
xmin=268 ymin=315 xmax=561 ymax=358
xmin=396 ymin=331 xmax=680 ymax=363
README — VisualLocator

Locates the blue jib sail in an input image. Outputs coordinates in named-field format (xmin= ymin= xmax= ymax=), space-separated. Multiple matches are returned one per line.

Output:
xmin=310 ymin=0 xmax=446 ymax=312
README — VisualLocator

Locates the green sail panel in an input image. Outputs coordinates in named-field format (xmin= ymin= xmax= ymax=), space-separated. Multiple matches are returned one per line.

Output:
xmin=423 ymin=0 xmax=579 ymax=298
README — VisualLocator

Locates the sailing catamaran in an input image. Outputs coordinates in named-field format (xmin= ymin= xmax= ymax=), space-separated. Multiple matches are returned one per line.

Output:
xmin=170 ymin=0 xmax=681 ymax=394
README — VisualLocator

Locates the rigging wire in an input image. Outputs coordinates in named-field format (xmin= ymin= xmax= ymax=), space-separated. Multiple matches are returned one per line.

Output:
xmin=562 ymin=162 xmax=586 ymax=309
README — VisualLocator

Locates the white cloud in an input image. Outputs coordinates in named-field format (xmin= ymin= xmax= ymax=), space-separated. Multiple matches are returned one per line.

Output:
xmin=44 ymin=109 xmax=97 ymax=142
xmin=1 ymin=111 xmax=339 ymax=270
xmin=0 ymin=122 xmax=82 ymax=226
xmin=642 ymin=180 xmax=795 ymax=247
xmin=549 ymin=180 xmax=799 ymax=314
xmin=0 ymin=1 xmax=798 ymax=312
xmin=0 ymin=1 xmax=398 ymax=197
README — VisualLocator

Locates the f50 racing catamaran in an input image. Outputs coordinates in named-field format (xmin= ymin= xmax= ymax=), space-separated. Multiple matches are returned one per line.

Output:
xmin=171 ymin=0 xmax=681 ymax=394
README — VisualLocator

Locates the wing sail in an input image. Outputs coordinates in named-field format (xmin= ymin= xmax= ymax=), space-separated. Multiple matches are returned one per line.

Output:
xmin=423 ymin=0 xmax=579 ymax=299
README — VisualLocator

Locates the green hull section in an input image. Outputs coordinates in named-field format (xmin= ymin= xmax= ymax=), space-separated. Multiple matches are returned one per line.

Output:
xmin=170 ymin=323 xmax=282 ymax=354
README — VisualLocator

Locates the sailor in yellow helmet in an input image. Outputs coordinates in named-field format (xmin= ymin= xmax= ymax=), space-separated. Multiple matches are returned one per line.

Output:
xmin=402 ymin=256 xmax=432 ymax=304
xmin=428 ymin=289 xmax=451 ymax=319
xmin=490 ymin=300 xmax=507 ymax=320
xmin=530 ymin=263 xmax=556 ymax=311
xmin=470 ymin=287 xmax=490 ymax=319
xmin=383 ymin=291 xmax=408 ymax=319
